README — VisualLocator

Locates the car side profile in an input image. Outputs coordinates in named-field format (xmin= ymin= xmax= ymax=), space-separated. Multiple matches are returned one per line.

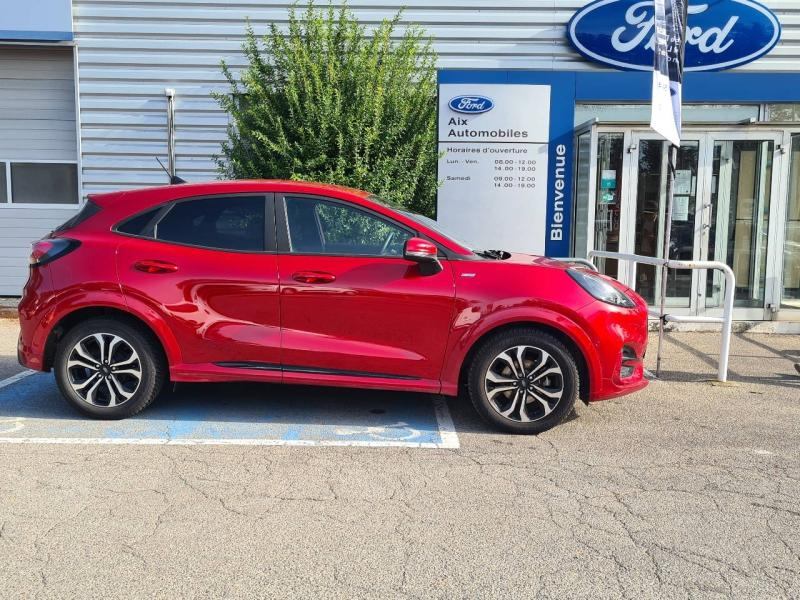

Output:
xmin=18 ymin=180 xmax=648 ymax=434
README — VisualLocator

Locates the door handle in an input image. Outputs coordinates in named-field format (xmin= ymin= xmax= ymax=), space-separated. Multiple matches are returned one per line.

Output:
xmin=134 ymin=260 xmax=179 ymax=274
xmin=292 ymin=271 xmax=336 ymax=284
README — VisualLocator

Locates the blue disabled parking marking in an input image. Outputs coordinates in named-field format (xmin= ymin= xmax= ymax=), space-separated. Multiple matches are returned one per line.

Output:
xmin=0 ymin=371 xmax=459 ymax=448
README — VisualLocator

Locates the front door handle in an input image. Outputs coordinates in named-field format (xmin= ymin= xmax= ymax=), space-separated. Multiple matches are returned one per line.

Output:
xmin=292 ymin=271 xmax=336 ymax=284
xmin=134 ymin=260 xmax=179 ymax=274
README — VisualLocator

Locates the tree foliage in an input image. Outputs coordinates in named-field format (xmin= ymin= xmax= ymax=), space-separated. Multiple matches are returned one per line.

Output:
xmin=215 ymin=2 xmax=439 ymax=216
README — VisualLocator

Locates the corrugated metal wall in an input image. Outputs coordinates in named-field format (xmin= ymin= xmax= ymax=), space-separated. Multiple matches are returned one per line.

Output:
xmin=0 ymin=46 xmax=78 ymax=295
xmin=72 ymin=0 xmax=800 ymax=197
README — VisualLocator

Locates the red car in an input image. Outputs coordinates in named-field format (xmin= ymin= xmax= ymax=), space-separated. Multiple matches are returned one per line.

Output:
xmin=18 ymin=181 xmax=648 ymax=434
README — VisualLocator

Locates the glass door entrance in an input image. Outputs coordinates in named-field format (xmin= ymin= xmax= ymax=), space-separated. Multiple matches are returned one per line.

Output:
xmin=583 ymin=128 xmax=785 ymax=318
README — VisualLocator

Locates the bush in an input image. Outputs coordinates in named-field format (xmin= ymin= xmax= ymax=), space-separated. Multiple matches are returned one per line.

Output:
xmin=215 ymin=2 xmax=439 ymax=216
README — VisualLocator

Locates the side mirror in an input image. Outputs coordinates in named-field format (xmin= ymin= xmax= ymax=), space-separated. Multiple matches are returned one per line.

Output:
xmin=404 ymin=237 xmax=442 ymax=275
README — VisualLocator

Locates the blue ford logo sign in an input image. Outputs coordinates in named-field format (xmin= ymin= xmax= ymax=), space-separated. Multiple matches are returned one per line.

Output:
xmin=567 ymin=0 xmax=781 ymax=71
xmin=448 ymin=95 xmax=494 ymax=114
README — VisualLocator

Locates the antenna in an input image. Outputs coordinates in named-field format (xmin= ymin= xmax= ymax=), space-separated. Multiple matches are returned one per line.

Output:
xmin=155 ymin=156 xmax=186 ymax=185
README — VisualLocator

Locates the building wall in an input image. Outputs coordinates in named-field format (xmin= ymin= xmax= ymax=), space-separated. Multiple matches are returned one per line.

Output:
xmin=0 ymin=46 xmax=77 ymax=294
xmin=71 ymin=0 xmax=800 ymax=197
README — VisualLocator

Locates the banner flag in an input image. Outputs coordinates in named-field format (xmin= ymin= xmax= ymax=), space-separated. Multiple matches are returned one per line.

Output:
xmin=650 ymin=0 xmax=688 ymax=146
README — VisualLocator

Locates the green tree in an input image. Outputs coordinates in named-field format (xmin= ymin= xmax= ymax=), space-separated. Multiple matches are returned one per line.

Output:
xmin=215 ymin=2 xmax=439 ymax=216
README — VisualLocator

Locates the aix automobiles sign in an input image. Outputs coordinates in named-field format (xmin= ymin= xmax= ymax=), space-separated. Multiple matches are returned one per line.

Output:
xmin=567 ymin=0 xmax=780 ymax=71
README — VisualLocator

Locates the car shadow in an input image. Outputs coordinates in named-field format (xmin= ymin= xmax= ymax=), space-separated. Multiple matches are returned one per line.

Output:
xmin=0 ymin=373 xmax=448 ymax=430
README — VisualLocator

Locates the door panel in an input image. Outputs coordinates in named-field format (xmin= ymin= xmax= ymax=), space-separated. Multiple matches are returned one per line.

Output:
xmin=118 ymin=240 xmax=281 ymax=366
xmin=276 ymin=194 xmax=456 ymax=383
xmin=116 ymin=194 xmax=281 ymax=367
xmin=278 ymin=255 xmax=456 ymax=381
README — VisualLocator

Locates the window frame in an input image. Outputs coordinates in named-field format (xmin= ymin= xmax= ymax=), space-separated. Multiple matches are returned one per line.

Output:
xmin=112 ymin=192 xmax=277 ymax=254
xmin=0 ymin=158 xmax=80 ymax=208
xmin=276 ymin=193 xmax=418 ymax=259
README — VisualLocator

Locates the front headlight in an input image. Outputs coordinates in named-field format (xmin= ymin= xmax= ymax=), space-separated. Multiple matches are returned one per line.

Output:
xmin=567 ymin=268 xmax=636 ymax=308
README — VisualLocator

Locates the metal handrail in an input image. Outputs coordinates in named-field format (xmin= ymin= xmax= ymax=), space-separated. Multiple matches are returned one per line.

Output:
xmin=587 ymin=250 xmax=735 ymax=382
xmin=552 ymin=257 xmax=598 ymax=271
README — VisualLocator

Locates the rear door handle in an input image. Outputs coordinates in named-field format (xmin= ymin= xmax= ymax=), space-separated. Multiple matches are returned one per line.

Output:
xmin=134 ymin=260 xmax=179 ymax=274
xmin=292 ymin=271 xmax=336 ymax=284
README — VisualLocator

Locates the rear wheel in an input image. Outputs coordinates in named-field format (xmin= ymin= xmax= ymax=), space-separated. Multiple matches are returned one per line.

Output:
xmin=54 ymin=318 xmax=166 ymax=419
xmin=467 ymin=328 xmax=579 ymax=434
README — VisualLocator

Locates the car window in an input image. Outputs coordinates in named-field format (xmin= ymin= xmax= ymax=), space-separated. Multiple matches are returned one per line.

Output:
xmin=155 ymin=196 xmax=265 ymax=252
xmin=285 ymin=197 xmax=412 ymax=256
xmin=116 ymin=207 xmax=161 ymax=237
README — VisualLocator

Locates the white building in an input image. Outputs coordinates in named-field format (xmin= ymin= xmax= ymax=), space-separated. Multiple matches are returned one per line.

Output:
xmin=0 ymin=0 xmax=798 ymax=324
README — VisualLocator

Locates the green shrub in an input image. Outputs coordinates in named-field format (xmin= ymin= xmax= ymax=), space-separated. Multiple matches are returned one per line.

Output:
xmin=215 ymin=2 xmax=439 ymax=216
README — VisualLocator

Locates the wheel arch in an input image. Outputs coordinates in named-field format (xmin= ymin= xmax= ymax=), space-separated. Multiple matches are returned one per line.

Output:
xmin=456 ymin=320 xmax=597 ymax=404
xmin=43 ymin=305 xmax=175 ymax=373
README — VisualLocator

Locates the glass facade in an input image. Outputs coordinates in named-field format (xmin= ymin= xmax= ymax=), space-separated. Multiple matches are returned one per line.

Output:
xmin=783 ymin=135 xmax=800 ymax=308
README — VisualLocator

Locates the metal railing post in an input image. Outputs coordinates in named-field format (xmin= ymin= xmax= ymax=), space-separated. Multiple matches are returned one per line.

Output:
xmin=583 ymin=251 xmax=735 ymax=383
xmin=718 ymin=264 xmax=735 ymax=382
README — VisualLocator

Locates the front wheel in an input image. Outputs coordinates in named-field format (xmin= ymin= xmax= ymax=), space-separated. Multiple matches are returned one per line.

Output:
xmin=466 ymin=328 xmax=579 ymax=434
xmin=54 ymin=318 xmax=166 ymax=419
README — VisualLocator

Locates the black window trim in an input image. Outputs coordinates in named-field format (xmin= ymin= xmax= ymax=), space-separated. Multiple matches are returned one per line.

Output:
xmin=276 ymin=193 xmax=451 ymax=259
xmin=112 ymin=192 xmax=277 ymax=254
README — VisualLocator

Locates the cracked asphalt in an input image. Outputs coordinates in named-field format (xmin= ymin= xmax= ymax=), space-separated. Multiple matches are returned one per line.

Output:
xmin=0 ymin=319 xmax=798 ymax=599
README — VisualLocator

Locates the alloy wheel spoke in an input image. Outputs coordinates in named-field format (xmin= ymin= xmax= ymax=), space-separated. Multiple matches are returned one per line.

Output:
xmin=110 ymin=355 xmax=138 ymax=369
xmin=105 ymin=378 xmax=118 ymax=407
xmin=109 ymin=375 xmax=135 ymax=400
xmin=73 ymin=372 xmax=101 ymax=391
xmin=487 ymin=384 xmax=517 ymax=401
xmin=528 ymin=390 xmax=554 ymax=416
xmin=84 ymin=376 xmax=104 ymax=404
xmin=73 ymin=342 xmax=99 ymax=367
xmin=514 ymin=346 xmax=528 ymax=377
xmin=107 ymin=335 xmax=124 ymax=362
xmin=486 ymin=370 xmax=517 ymax=385
xmin=67 ymin=358 xmax=99 ymax=371
xmin=518 ymin=393 xmax=531 ymax=422
xmin=92 ymin=334 xmax=107 ymax=363
xmin=113 ymin=367 xmax=142 ymax=377
xmin=528 ymin=350 xmax=552 ymax=378
xmin=499 ymin=389 xmax=522 ymax=418
xmin=532 ymin=366 xmax=560 ymax=382
xmin=495 ymin=351 xmax=521 ymax=378
xmin=531 ymin=384 xmax=562 ymax=400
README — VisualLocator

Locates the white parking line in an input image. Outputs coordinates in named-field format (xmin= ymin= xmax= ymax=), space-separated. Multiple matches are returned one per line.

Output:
xmin=0 ymin=370 xmax=35 ymax=390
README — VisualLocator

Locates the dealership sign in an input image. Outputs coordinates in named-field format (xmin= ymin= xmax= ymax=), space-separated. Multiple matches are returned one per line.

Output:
xmin=567 ymin=0 xmax=780 ymax=71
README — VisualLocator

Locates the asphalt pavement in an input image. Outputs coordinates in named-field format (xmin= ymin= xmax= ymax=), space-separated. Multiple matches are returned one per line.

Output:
xmin=0 ymin=318 xmax=798 ymax=599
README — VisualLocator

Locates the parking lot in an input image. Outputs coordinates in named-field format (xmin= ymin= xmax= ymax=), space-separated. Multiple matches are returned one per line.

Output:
xmin=0 ymin=318 xmax=798 ymax=599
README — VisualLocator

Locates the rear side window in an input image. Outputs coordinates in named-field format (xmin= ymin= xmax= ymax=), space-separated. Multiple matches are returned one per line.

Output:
xmin=155 ymin=196 xmax=266 ymax=252
xmin=116 ymin=207 xmax=162 ymax=237
xmin=54 ymin=200 xmax=101 ymax=233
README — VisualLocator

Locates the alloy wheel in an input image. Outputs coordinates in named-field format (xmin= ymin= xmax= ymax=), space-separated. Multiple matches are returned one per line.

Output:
xmin=65 ymin=333 xmax=142 ymax=407
xmin=483 ymin=345 xmax=564 ymax=423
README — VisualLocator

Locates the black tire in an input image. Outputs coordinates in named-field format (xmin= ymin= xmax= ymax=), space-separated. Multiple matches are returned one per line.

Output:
xmin=466 ymin=328 xmax=579 ymax=434
xmin=54 ymin=317 xmax=166 ymax=419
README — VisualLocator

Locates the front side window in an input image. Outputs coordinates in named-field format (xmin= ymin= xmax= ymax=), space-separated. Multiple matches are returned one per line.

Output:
xmin=285 ymin=197 xmax=412 ymax=256
xmin=154 ymin=196 xmax=265 ymax=252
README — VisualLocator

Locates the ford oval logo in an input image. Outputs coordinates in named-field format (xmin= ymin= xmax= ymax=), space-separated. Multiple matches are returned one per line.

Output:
xmin=567 ymin=0 xmax=781 ymax=71
xmin=448 ymin=95 xmax=494 ymax=114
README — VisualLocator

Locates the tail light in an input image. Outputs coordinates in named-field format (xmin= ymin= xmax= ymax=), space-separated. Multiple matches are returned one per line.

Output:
xmin=30 ymin=238 xmax=80 ymax=268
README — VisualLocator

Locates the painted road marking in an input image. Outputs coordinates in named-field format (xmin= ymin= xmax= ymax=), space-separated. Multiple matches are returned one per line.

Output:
xmin=0 ymin=369 xmax=35 ymax=390
xmin=0 ymin=372 xmax=459 ymax=448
